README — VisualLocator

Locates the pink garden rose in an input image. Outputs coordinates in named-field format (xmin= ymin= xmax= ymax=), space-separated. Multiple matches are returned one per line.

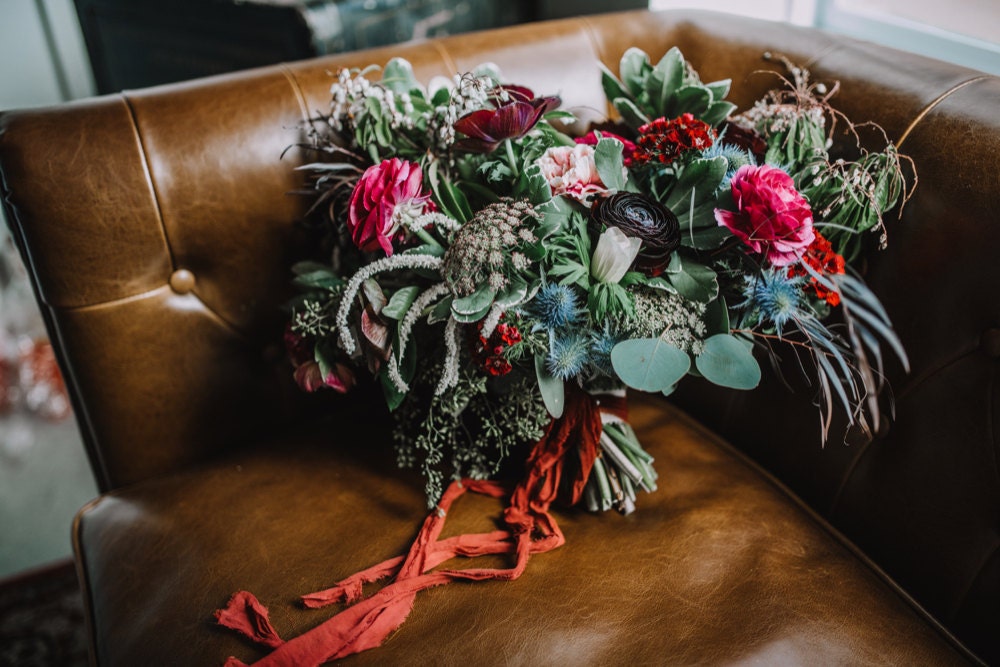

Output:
xmin=347 ymin=158 xmax=432 ymax=256
xmin=538 ymin=144 xmax=618 ymax=203
xmin=715 ymin=164 xmax=815 ymax=267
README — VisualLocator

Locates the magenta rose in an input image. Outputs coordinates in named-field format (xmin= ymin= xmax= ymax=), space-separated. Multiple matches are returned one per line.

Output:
xmin=347 ymin=158 xmax=432 ymax=256
xmin=715 ymin=164 xmax=815 ymax=267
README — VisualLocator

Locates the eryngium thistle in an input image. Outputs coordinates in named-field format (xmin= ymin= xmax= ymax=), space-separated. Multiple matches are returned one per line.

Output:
xmin=532 ymin=283 xmax=583 ymax=331
xmin=741 ymin=268 xmax=805 ymax=332
xmin=547 ymin=333 xmax=591 ymax=380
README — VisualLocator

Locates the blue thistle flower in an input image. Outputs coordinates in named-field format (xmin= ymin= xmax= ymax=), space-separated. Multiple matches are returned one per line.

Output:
xmin=701 ymin=141 xmax=756 ymax=189
xmin=532 ymin=283 xmax=583 ymax=331
xmin=547 ymin=334 xmax=591 ymax=381
xmin=741 ymin=269 xmax=804 ymax=331
xmin=590 ymin=325 xmax=623 ymax=377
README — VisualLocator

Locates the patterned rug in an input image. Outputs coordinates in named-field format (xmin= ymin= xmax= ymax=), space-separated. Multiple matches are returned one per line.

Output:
xmin=0 ymin=560 xmax=88 ymax=666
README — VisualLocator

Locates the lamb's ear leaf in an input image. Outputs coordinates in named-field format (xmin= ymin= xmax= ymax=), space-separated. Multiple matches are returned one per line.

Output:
xmin=594 ymin=138 xmax=626 ymax=191
xmin=619 ymin=47 xmax=652 ymax=98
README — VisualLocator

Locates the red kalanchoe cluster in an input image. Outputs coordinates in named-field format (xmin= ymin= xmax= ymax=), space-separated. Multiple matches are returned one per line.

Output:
xmin=632 ymin=113 xmax=716 ymax=166
xmin=789 ymin=231 xmax=846 ymax=306
xmin=473 ymin=320 xmax=522 ymax=377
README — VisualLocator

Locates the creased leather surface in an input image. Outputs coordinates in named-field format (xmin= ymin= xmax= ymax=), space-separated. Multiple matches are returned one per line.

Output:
xmin=1 ymin=7 xmax=997 ymax=664
xmin=75 ymin=396 xmax=971 ymax=666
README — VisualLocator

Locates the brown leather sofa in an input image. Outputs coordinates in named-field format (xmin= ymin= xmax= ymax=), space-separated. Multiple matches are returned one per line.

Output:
xmin=1 ymin=9 xmax=997 ymax=666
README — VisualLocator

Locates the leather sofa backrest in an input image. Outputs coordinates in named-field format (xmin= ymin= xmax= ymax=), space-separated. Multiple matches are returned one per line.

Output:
xmin=2 ymin=9 xmax=997 ymax=661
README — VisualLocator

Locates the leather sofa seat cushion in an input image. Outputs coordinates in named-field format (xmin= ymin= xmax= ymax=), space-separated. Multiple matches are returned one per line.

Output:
xmin=74 ymin=396 xmax=969 ymax=665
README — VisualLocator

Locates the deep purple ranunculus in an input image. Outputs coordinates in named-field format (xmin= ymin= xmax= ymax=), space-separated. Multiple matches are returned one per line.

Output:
xmin=453 ymin=85 xmax=561 ymax=153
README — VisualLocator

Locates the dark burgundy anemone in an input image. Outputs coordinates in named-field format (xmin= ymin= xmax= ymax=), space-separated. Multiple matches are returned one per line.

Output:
xmin=453 ymin=85 xmax=561 ymax=153
xmin=590 ymin=192 xmax=681 ymax=276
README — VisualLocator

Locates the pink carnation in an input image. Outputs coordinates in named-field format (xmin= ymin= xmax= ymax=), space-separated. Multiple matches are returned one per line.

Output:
xmin=538 ymin=144 xmax=617 ymax=203
xmin=715 ymin=164 xmax=815 ymax=267
xmin=347 ymin=158 xmax=431 ymax=256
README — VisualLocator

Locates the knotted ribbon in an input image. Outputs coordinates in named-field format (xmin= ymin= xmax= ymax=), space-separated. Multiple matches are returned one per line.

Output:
xmin=216 ymin=389 xmax=626 ymax=666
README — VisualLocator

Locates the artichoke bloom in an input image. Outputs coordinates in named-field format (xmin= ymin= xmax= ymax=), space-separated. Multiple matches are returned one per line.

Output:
xmin=591 ymin=226 xmax=642 ymax=284
xmin=454 ymin=85 xmax=561 ymax=153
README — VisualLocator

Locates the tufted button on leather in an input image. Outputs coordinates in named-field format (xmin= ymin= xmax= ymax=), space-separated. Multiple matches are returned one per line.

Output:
xmin=981 ymin=329 xmax=1000 ymax=358
xmin=169 ymin=269 xmax=196 ymax=294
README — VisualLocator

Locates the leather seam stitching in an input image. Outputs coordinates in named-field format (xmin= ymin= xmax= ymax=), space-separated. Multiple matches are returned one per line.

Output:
xmin=897 ymin=75 xmax=992 ymax=147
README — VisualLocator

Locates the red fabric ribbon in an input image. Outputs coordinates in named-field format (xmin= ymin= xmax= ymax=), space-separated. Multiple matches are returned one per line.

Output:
xmin=216 ymin=389 xmax=626 ymax=666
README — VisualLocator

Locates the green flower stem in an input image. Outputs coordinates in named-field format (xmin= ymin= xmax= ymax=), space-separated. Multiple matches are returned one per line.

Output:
xmin=604 ymin=424 xmax=657 ymax=491
xmin=605 ymin=463 xmax=625 ymax=507
xmin=583 ymin=477 xmax=600 ymax=513
xmin=413 ymin=226 xmax=444 ymax=251
xmin=599 ymin=431 xmax=644 ymax=486
xmin=503 ymin=138 xmax=518 ymax=173
xmin=592 ymin=457 xmax=613 ymax=512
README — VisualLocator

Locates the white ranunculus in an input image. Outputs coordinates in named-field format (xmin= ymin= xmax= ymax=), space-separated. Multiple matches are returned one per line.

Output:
xmin=591 ymin=226 xmax=642 ymax=284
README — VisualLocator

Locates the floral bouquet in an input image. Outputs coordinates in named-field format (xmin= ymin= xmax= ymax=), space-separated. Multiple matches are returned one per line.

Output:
xmin=216 ymin=47 xmax=911 ymax=665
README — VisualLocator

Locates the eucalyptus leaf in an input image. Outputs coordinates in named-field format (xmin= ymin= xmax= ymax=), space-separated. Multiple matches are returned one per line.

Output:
xmin=695 ymin=334 xmax=761 ymax=390
xmin=535 ymin=353 xmax=565 ymax=418
xmin=611 ymin=338 xmax=691 ymax=392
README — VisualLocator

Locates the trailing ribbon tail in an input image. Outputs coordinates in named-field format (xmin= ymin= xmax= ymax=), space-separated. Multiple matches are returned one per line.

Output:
xmin=216 ymin=389 xmax=624 ymax=666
